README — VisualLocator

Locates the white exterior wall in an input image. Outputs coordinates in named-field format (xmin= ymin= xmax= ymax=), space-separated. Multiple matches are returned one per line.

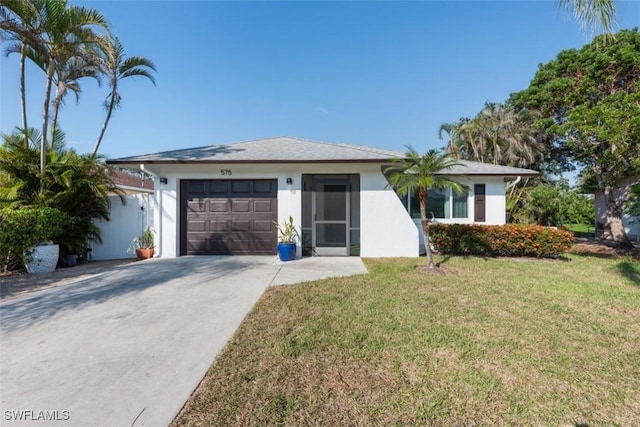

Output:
xmin=139 ymin=162 xmax=419 ymax=258
xmin=92 ymin=193 xmax=154 ymax=260
xmin=413 ymin=176 xmax=508 ymax=250
xmin=360 ymin=166 xmax=418 ymax=257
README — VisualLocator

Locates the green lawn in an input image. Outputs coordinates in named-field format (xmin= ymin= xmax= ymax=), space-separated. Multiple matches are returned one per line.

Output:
xmin=564 ymin=223 xmax=596 ymax=238
xmin=172 ymin=255 xmax=640 ymax=427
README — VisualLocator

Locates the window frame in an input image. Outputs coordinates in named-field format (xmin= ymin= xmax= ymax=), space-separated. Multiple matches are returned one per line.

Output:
xmin=403 ymin=187 xmax=469 ymax=220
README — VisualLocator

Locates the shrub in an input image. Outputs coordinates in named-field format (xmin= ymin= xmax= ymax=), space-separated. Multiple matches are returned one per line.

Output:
xmin=430 ymin=223 xmax=574 ymax=258
xmin=0 ymin=207 xmax=71 ymax=272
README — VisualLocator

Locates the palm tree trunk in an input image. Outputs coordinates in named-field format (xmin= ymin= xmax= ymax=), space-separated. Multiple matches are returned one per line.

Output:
xmin=51 ymin=82 xmax=64 ymax=141
xmin=419 ymin=187 xmax=436 ymax=269
xmin=92 ymin=89 xmax=116 ymax=157
xmin=41 ymin=56 xmax=55 ymax=187
xmin=19 ymin=42 xmax=28 ymax=138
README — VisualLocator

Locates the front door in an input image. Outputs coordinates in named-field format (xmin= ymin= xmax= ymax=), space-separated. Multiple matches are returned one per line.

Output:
xmin=312 ymin=180 xmax=349 ymax=256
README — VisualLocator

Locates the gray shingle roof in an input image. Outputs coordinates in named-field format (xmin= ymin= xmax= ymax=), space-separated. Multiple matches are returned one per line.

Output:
xmin=107 ymin=136 xmax=406 ymax=164
xmin=437 ymin=160 xmax=539 ymax=176
xmin=107 ymin=136 xmax=539 ymax=176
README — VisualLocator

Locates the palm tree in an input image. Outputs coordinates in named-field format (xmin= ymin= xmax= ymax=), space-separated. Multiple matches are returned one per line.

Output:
xmin=439 ymin=122 xmax=462 ymax=158
xmin=1 ymin=0 xmax=109 ymax=183
xmin=36 ymin=1 xmax=108 ymax=171
xmin=560 ymin=0 xmax=616 ymax=35
xmin=92 ymin=35 xmax=156 ymax=156
xmin=51 ymin=54 xmax=101 ymax=136
xmin=386 ymin=147 xmax=467 ymax=269
xmin=1 ymin=0 xmax=41 ymax=137
xmin=446 ymin=103 xmax=543 ymax=169
xmin=0 ymin=127 xmax=71 ymax=206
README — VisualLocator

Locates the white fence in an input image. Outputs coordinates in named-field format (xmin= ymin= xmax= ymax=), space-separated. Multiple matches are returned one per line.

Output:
xmin=91 ymin=193 xmax=155 ymax=260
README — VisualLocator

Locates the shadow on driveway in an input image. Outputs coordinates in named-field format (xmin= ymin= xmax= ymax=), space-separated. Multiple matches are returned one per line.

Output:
xmin=0 ymin=257 xmax=271 ymax=332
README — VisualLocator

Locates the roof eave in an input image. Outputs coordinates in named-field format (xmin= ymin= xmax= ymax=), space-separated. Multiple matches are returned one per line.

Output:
xmin=436 ymin=171 xmax=540 ymax=177
xmin=106 ymin=158 xmax=399 ymax=165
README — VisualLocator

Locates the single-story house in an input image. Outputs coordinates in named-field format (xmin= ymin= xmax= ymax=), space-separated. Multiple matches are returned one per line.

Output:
xmin=106 ymin=137 xmax=539 ymax=258
xmin=90 ymin=169 xmax=155 ymax=260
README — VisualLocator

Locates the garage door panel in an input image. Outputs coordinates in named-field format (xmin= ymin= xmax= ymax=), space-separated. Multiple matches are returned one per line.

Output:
xmin=209 ymin=181 xmax=229 ymax=195
xmin=231 ymin=220 xmax=250 ymax=232
xmin=253 ymin=237 xmax=275 ymax=253
xmin=254 ymin=181 xmax=276 ymax=195
xmin=254 ymin=219 xmax=272 ymax=232
xmin=209 ymin=200 xmax=229 ymax=213
xmin=187 ymin=181 xmax=206 ymax=194
xmin=189 ymin=220 xmax=207 ymax=232
xmin=182 ymin=179 xmax=278 ymax=255
xmin=186 ymin=236 xmax=209 ymax=253
xmin=231 ymin=200 xmax=250 ymax=212
xmin=227 ymin=237 xmax=251 ymax=253
xmin=187 ymin=200 xmax=207 ymax=213
xmin=210 ymin=220 xmax=228 ymax=232
xmin=231 ymin=181 xmax=250 ymax=194
xmin=254 ymin=200 xmax=274 ymax=213
xmin=209 ymin=239 xmax=231 ymax=254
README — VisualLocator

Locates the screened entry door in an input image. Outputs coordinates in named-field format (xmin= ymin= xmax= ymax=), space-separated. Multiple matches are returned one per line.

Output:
xmin=313 ymin=181 xmax=349 ymax=256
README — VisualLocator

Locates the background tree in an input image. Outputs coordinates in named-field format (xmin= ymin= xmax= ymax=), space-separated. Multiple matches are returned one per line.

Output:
xmin=443 ymin=103 xmax=543 ymax=169
xmin=386 ymin=147 xmax=467 ymax=269
xmin=92 ymin=35 xmax=156 ymax=156
xmin=509 ymin=178 xmax=594 ymax=226
xmin=509 ymin=28 xmax=640 ymax=248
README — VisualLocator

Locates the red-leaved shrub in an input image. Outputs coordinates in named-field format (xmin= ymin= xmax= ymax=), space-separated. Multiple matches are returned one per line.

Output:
xmin=430 ymin=224 xmax=574 ymax=258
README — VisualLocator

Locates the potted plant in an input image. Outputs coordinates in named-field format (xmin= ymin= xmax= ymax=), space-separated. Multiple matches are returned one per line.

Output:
xmin=58 ymin=219 xmax=88 ymax=268
xmin=273 ymin=216 xmax=298 ymax=261
xmin=134 ymin=227 xmax=155 ymax=260
xmin=22 ymin=207 xmax=71 ymax=274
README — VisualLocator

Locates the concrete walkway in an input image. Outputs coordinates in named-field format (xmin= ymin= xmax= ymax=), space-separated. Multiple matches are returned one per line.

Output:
xmin=0 ymin=256 xmax=367 ymax=427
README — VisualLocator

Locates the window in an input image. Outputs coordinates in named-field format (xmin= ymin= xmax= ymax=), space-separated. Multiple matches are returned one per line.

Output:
xmin=403 ymin=187 xmax=468 ymax=219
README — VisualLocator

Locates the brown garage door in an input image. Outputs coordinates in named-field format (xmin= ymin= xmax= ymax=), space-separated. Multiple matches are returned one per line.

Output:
xmin=180 ymin=179 xmax=277 ymax=255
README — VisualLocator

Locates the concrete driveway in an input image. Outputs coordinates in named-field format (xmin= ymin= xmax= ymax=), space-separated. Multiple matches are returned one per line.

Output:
xmin=0 ymin=256 xmax=367 ymax=427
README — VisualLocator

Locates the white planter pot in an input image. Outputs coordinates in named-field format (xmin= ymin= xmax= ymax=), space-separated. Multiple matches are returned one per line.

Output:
xmin=24 ymin=244 xmax=59 ymax=274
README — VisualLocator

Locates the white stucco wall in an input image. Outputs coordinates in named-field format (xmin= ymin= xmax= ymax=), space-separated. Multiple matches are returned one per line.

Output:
xmin=359 ymin=166 xmax=419 ymax=257
xmin=137 ymin=163 xmax=419 ymax=258
xmin=92 ymin=193 xmax=154 ymax=260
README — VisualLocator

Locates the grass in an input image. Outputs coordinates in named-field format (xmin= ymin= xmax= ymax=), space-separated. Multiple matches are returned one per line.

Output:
xmin=172 ymin=255 xmax=640 ymax=427
xmin=564 ymin=223 xmax=596 ymax=238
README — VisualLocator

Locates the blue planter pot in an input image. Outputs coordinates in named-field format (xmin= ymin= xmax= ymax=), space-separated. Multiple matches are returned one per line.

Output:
xmin=277 ymin=242 xmax=296 ymax=261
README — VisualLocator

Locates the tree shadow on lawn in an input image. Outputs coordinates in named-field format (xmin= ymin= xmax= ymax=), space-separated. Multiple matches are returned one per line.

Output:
xmin=615 ymin=261 xmax=640 ymax=288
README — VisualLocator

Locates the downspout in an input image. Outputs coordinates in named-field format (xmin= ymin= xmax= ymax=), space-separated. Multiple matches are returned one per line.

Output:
xmin=505 ymin=175 xmax=522 ymax=191
xmin=140 ymin=164 xmax=162 ymax=257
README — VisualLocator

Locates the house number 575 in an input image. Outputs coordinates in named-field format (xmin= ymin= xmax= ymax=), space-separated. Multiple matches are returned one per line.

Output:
xmin=220 ymin=169 xmax=232 ymax=176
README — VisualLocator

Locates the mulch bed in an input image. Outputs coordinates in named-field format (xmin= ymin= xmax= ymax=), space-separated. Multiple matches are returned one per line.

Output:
xmin=570 ymin=237 xmax=640 ymax=260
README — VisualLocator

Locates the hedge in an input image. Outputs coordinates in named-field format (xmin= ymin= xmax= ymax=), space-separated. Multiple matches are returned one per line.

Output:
xmin=0 ymin=207 xmax=71 ymax=272
xmin=430 ymin=223 xmax=574 ymax=258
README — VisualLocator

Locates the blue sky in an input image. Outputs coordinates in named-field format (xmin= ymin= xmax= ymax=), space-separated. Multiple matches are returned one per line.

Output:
xmin=1 ymin=1 xmax=639 ymax=159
